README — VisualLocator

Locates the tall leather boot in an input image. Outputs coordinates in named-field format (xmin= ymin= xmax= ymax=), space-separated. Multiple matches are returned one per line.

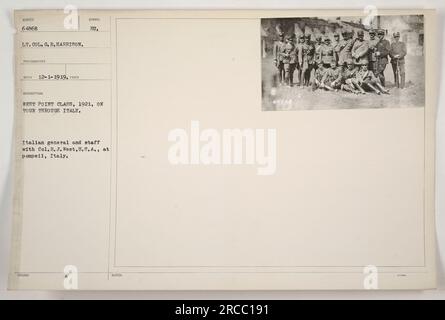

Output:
xmin=394 ymin=71 xmax=399 ymax=88
xmin=376 ymin=83 xmax=390 ymax=94
xmin=379 ymin=74 xmax=385 ymax=87
xmin=401 ymin=73 xmax=405 ymax=89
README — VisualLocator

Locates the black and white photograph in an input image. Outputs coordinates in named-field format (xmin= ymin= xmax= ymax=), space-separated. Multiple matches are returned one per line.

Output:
xmin=261 ymin=15 xmax=425 ymax=110
xmin=1 ymin=2 xmax=444 ymax=302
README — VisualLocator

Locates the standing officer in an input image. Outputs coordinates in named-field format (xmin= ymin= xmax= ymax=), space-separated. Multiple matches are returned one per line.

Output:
xmin=374 ymin=29 xmax=391 ymax=87
xmin=295 ymin=34 xmax=306 ymax=86
xmin=368 ymin=29 xmax=379 ymax=74
xmin=314 ymin=35 xmax=324 ymax=65
xmin=305 ymin=34 xmax=316 ymax=85
xmin=337 ymin=30 xmax=355 ymax=66
xmin=272 ymin=31 xmax=286 ymax=85
xmin=288 ymin=34 xmax=299 ymax=86
xmin=332 ymin=32 xmax=341 ymax=63
xmin=352 ymin=30 xmax=369 ymax=66
xmin=280 ymin=34 xmax=298 ymax=87
xmin=298 ymin=34 xmax=315 ymax=86
xmin=390 ymin=32 xmax=407 ymax=89
xmin=320 ymin=36 xmax=335 ymax=67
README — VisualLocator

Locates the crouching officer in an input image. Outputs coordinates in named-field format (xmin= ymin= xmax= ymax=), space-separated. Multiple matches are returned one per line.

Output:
xmin=321 ymin=60 xmax=342 ymax=91
xmin=340 ymin=59 xmax=361 ymax=94
xmin=356 ymin=64 xmax=390 ymax=95
xmin=390 ymin=32 xmax=407 ymax=89
xmin=312 ymin=61 xmax=326 ymax=91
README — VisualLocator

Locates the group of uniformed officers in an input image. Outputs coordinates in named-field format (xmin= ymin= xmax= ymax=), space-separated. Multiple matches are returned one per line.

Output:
xmin=272 ymin=28 xmax=407 ymax=95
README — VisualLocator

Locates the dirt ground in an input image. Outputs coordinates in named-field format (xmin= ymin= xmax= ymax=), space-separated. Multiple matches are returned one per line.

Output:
xmin=261 ymin=55 xmax=425 ymax=111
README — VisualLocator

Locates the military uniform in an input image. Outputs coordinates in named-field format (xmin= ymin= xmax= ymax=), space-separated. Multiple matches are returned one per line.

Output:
xmin=351 ymin=31 xmax=369 ymax=66
xmin=390 ymin=32 xmax=407 ymax=89
xmin=374 ymin=30 xmax=391 ymax=86
xmin=288 ymin=37 xmax=299 ymax=86
xmin=280 ymin=37 xmax=298 ymax=86
xmin=314 ymin=66 xmax=325 ymax=83
xmin=336 ymin=34 xmax=355 ymax=66
xmin=320 ymin=38 xmax=335 ymax=67
xmin=332 ymin=33 xmax=342 ymax=64
xmin=322 ymin=65 xmax=342 ymax=89
xmin=342 ymin=66 xmax=358 ymax=82
xmin=367 ymin=30 xmax=379 ymax=73
xmin=314 ymin=36 xmax=324 ymax=65
xmin=312 ymin=64 xmax=326 ymax=90
xmin=355 ymin=66 xmax=389 ymax=94
xmin=340 ymin=63 xmax=360 ymax=93
xmin=272 ymin=33 xmax=286 ymax=85
xmin=356 ymin=68 xmax=379 ymax=84
xmin=299 ymin=36 xmax=315 ymax=86
xmin=295 ymin=35 xmax=306 ymax=86
xmin=306 ymin=35 xmax=316 ymax=82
